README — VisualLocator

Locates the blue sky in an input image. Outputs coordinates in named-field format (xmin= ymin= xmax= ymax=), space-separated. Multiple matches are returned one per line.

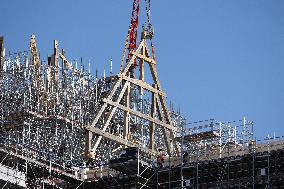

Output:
xmin=1 ymin=0 xmax=283 ymax=139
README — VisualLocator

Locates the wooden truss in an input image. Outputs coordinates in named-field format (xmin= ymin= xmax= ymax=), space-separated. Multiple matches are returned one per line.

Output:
xmin=85 ymin=36 xmax=180 ymax=158
xmin=29 ymin=35 xmax=84 ymax=91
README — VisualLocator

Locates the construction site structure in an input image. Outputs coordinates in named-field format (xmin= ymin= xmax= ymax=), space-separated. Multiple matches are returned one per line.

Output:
xmin=0 ymin=0 xmax=284 ymax=188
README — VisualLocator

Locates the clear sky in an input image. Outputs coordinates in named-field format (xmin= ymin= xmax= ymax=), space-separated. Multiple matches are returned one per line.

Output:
xmin=1 ymin=0 xmax=283 ymax=139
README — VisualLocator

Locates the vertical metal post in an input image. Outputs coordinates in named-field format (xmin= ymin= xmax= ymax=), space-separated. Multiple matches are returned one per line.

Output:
xmin=196 ymin=149 xmax=199 ymax=189
xmin=0 ymin=36 xmax=4 ymax=71
xmin=252 ymin=143 xmax=255 ymax=189
xmin=243 ymin=117 xmax=246 ymax=146
xmin=137 ymin=145 xmax=140 ymax=187
xmin=219 ymin=121 xmax=222 ymax=158
xmin=181 ymin=119 xmax=185 ymax=189
xmin=234 ymin=125 xmax=237 ymax=148
xmin=168 ymin=154 xmax=171 ymax=189
xmin=156 ymin=157 xmax=159 ymax=189
xmin=267 ymin=137 xmax=270 ymax=188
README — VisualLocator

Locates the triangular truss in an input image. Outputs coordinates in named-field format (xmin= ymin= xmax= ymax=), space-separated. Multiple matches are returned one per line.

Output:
xmin=85 ymin=36 xmax=180 ymax=159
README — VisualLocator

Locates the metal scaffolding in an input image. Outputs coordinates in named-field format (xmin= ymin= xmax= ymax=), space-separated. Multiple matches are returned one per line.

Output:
xmin=0 ymin=3 xmax=283 ymax=186
xmin=0 ymin=31 xmax=185 ymax=188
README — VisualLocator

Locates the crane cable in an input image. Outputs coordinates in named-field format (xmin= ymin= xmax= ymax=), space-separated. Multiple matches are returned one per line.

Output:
xmin=145 ymin=0 xmax=151 ymax=26
xmin=120 ymin=0 xmax=155 ymax=74
xmin=144 ymin=0 xmax=156 ymax=61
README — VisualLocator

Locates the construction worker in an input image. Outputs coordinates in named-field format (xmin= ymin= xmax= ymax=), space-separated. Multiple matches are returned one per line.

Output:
xmin=157 ymin=149 xmax=165 ymax=168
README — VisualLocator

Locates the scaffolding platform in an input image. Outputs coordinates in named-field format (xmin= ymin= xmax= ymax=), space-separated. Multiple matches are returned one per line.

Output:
xmin=176 ymin=130 xmax=220 ymax=142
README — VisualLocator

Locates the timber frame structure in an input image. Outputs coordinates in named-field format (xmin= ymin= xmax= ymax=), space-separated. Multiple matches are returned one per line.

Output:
xmin=85 ymin=31 xmax=180 ymax=160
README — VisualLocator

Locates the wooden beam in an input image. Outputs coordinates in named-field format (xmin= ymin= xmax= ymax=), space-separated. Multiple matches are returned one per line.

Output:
xmin=102 ymin=98 xmax=177 ymax=132
xmin=85 ymin=130 xmax=93 ymax=158
xmin=30 ymin=35 xmax=41 ymax=89
xmin=139 ymin=56 xmax=145 ymax=82
xmin=134 ymin=53 xmax=156 ymax=65
xmin=121 ymin=40 xmax=145 ymax=75
xmin=149 ymin=84 xmax=157 ymax=150
xmin=123 ymin=83 xmax=130 ymax=140
xmin=118 ymin=74 xmax=165 ymax=96
xmin=53 ymin=40 xmax=59 ymax=84
xmin=92 ymin=82 xmax=129 ymax=151
xmin=86 ymin=126 xmax=155 ymax=155
xmin=155 ymin=95 xmax=171 ymax=155
xmin=59 ymin=53 xmax=79 ymax=75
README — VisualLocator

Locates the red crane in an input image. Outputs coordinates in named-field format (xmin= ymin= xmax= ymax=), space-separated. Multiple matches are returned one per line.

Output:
xmin=128 ymin=0 xmax=140 ymax=57
xmin=121 ymin=0 xmax=154 ymax=74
